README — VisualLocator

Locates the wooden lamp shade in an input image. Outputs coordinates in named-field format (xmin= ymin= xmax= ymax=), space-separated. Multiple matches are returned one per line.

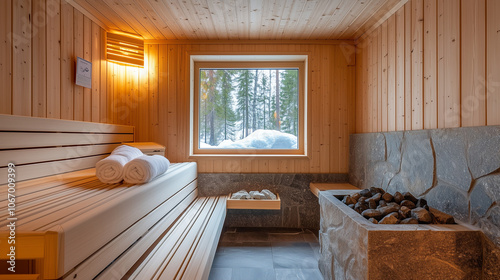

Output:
xmin=106 ymin=32 xmax=144 ymax=67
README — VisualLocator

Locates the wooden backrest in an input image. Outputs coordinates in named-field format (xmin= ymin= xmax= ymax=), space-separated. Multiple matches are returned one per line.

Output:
xmin=0 ymin=114 xmax=134 ymax=184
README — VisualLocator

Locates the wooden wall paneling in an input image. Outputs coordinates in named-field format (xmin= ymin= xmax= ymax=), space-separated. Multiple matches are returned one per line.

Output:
xmin=423 ymin=0 xmax=437 ymax=129
xmin=387 ymin=14 xmax=396 ymax=131
xmin=166 ymin=45 xmax=178 ymax=163
xmin=128 ymin=67 xmax=140 ymax=128
xmin=411 ymin=0 xmax=423 ymax=130
xmin=437 ymin=0 xmax=445 ymax=128
xmin=46 ymin=0 xmax=61 ymax=119
xmin=121 ymin=66 xmax=130 ymax=126
xmin=404 ymin=1 xmax=412 ymax=130
xmin=178 ymin=44 xmax=189 ymax=167
xmin=83 ymin=16 xmax=92 ymax=121
xmin=321 ymin=46 xmax=332 ymax=173
xmin=12 ymin=0 xmax=32 ymax=116
xmin=355 ymin=38 xmax=365 ymax=133
xmin=137 ymin=46 xmax=149 ymax=142
xmin=346 ymin=44 xmax=356 ymax=172
xmin=334 ymin=45 xmax=344 ymax=172
xmin=368 ymin=31 xmax=375 ymax=133
xmin=461 ymin=0 xmax=486 ymax=127
xmin=337 ymin=45 xmax=352 ymax=173
xmin=158 ymin=44 xmax=168 ymax=157
xmin=395 ymin=6 xmax=405 ymax=130
xmin=148 ymin=44 xmax=159 ymax=142
xmin=442 ymin=0 xmax=461 ymax=128
xmin=332 ymin=45 xmax=341 ymax=173
xmin=310 ymin=45 xmax=321 ymax=172
xmin=100 ymin=29 xmax=108 ymax=123
xmin=366 ymin=34 xmax=371 ymax=134
xmin=116 ymin=64 xmax=126 ymax=125
xmin=381 ymin=21 xmax=388 ymax=132
xmin=109 ymin=62 xmax=116 ymax=123
xmin=60 ymin=0 xmax=73 ymax=120
xmin=91 ymin=22 xmax=100 ymax=122
xmin=377 ymin=26 xmax=383 ymax=132
xmin=106 ymin=58 xmax=114 ymax=124
xmin=486 ymin=0 xmax=500 ymax=125
xmin=73 ymin=10 xmax=84 ymax=121
xmin=0 ymin=0 xmax=12 ymax=115
xmin=32 ymin=0 xmax=47 ymax=118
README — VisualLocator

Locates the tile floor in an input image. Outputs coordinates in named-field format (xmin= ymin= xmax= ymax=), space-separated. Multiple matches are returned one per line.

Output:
xmin=209 ymin=228 xmax=323 ymax=280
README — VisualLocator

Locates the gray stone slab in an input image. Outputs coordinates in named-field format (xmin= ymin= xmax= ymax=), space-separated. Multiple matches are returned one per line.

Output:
xmin=431 ymin=128 xmax=472 ymax=192
xmin=398 ymin=130 xmax=434 ymax=196
xmin=466 ymin=126 xmax=500 ymax=179
xmin=425 ymin=183 xmax=469 ymax=222
xmin=470 ymin=174 xmax=500 ymax=219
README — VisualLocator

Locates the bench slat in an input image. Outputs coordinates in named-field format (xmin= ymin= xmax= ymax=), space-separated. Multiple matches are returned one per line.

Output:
xmin=129 ymin=198 xmax=210 ymax=279
xmin=0 ymin=114 xmax=133 ymax=134
xmin=0 ymin=143 xmax=120 ymax=167
xmin=67 ymin=183 xmax=198 ymax=280
xmin=182 ymin=197 xmax=226 ymax=280
xmin=127 ymin=196 xmax=226 ymax=280
xmin=0 ymin=155 xmax=106 ymax=185
xmin=0 ymin=132 xmax=133 ymax=150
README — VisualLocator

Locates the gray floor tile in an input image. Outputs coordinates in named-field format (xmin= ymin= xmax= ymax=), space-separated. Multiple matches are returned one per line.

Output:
xmin=274 ymin=268 xmax=324 ymax=280
xmin=212 ymin=243 xmax=274 ymax=269
xmin=231 ymin=268 xmax=276 ymax=280
xmin=208 ymin=268 xmax=232 ymax=280
xmin=308 ymin=242 xmax=321 ymax=261
xmin=271 ymin=242 xmax=318 ymax=269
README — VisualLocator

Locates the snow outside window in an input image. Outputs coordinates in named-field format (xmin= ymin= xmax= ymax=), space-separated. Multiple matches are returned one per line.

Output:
xmin=190 ymin=56 xmax=307 ymax=157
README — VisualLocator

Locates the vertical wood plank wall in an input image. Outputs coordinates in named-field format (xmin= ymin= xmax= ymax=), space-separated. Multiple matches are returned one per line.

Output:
xmin=107 ymin=43 xmax=356 ymax=173
xmin=1 ymin=0 xmax=109 ymax=122
xmin=355 ymin=0 xmax=500 ymax=133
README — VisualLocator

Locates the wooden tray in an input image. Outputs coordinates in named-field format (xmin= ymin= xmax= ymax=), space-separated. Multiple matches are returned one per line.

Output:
xmin=227 ymin=193 xmax=281 ymax=210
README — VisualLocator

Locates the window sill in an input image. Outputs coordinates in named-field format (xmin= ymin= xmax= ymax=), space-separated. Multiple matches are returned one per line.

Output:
xmin=188 ymin=154 xmax=310 ymax=159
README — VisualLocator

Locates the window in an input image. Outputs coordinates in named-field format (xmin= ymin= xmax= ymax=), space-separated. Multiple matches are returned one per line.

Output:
xmin=190 ymin=55 xmax=307 ymax=156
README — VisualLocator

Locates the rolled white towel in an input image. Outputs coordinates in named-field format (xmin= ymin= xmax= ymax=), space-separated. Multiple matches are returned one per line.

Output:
xmin=96 ymin=145 xmax=144 ymax=184
xmin=123 ymin=155 xmax=170 ymax=184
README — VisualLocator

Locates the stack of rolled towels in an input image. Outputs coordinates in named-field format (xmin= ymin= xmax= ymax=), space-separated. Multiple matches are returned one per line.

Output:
xmin=95 ymin=145 xmax=170 ymax=184
xmin=231 ymin=189 xmax=277 ymax=200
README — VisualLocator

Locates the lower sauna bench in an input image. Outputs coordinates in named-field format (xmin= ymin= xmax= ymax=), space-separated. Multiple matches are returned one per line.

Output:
xmin=0 ymin=162 xmax=226 ymax=280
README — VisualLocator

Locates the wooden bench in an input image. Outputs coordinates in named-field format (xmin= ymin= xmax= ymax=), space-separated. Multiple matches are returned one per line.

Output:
xmin=0 ymin=114 xmax=226 ymax=280
xmin=309 ymin=183 xmax=359 ymax=198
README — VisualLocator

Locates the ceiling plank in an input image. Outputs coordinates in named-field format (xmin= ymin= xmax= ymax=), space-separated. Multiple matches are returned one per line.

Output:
xmin=70 ymin=0 xmax=406 ymax=40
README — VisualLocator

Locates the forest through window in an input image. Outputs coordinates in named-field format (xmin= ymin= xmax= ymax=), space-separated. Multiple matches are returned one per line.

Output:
xmin=198 ymin=68 xmax=299 ymax=150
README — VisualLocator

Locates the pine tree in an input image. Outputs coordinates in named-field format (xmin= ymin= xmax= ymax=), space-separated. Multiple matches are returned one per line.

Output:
xmin=279 ymin=69 xmax=299 ymax=136
xmin=258 ymin=73 xmax=270 ymax=130
xmin=217 ymin=70 xmax=236 ymax=142
xmin=251 ymin=69 xmax=258 ymax=133
xmin=236 ymin=70 xmax=253 ymax=138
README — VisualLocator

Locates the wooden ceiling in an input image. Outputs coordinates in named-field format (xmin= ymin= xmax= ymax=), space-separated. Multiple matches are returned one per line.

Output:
xmin=68 ymin=0 xmax=406 ymax=41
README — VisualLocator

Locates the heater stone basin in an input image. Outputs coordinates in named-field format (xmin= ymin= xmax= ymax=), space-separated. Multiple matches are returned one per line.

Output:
xmin=319 ymin=189 xmax=484 ymax=280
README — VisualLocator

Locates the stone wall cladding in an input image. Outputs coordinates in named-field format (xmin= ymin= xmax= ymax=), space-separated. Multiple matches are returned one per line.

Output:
xmin=197 ymin=173 xmax=348 ymax=230
xmin=349 ymin=126 xmax=500 ymax=278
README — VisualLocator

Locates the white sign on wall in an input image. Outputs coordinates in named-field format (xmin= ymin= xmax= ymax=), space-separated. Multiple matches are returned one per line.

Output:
xmin=75 ymin=57 xmax=92 ymax=89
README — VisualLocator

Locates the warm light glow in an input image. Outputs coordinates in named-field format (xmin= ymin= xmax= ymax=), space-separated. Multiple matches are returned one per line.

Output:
xmin=106 ymin=31 xmax=144 ymax=67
